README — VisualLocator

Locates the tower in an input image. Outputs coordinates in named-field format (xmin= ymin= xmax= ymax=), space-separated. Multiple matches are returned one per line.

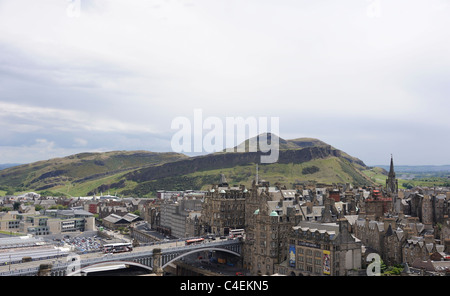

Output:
xmin=386 ymin=154 xmax=398 ymax=196
xmin=219 ymin=174 xmax=228 ymax=187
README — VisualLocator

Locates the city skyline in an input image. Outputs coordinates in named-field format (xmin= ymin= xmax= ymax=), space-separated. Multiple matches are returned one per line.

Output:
xmin=1 ymin=1 xmax=449 ymax=165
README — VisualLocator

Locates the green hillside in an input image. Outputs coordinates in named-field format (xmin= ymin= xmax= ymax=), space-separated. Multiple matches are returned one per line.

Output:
xmin=0 ymin=151 xmax=188 ymax=195
xmin=115 ymin=157 xmax=373 ymax=198
xmin=0 ymin=135 xmax=376 ymax=197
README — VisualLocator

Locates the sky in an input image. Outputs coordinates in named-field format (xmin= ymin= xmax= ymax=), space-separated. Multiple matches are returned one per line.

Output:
xmin=0 ymin=0 xmax=449 ymax=166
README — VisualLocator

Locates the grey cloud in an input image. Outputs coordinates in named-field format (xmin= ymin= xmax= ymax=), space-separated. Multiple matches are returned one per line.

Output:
xmin=0 ymin=0 xmax=449 ymax=164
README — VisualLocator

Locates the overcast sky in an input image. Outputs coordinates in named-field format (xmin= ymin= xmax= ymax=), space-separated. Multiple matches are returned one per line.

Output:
xmin=0 ymin=0 xmax=449 ymax=166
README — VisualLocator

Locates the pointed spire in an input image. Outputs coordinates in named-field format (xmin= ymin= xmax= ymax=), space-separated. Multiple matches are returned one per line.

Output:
xmin=386 ymin=154 xmax=398 ymax=196
xmin=389 ymin=154 xmax=395 ymax=177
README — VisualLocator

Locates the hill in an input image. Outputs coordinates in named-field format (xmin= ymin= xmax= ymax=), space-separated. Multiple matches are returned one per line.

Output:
xmin=0 ymin=151 xmax=188 ymax=195
xmin=0 ymin=163 xmax=22 ymax=170
xmin=118 ymin=134 xmax=373 ymax=196
xmin=0 ymin=134 xmax=375 ymax=197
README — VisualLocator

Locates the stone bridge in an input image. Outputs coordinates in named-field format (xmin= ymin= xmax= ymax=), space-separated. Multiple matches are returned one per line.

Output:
xmin=1 ymin=239 xmax=242 ymax=276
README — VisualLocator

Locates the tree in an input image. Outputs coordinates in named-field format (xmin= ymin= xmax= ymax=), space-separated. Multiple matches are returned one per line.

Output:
xmin=13 ymin=202 xmax=21 ymax=211
xmin=383 ymin=265 xmax=403 ymax=276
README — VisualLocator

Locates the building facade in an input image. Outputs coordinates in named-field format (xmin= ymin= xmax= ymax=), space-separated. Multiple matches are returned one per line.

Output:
xmin=243 ymin=182 xmax=303 ymax=275
xmin=159 ymin=198 xmax=202 ymax=238
xmin=276 ymin=219 xmax=362 ymax=276
xmin=200 ymin=184 xmax=248 ymax=236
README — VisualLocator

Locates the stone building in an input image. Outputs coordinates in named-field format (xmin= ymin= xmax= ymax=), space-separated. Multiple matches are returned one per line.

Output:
xmin=159 ymin=198 xmax=202 ymax=238
xmin=276 ymin=219 xmax=362 ymax=276
xmin=353 ymin=212 xmax=450 ymax=266
xmin=402 ymin=234 xmax=446 ymax=265
xmin=354 ymin=215 xmax=412 ymax=266
xmin=361 ymin=189 xmax=392 ymax=221
xmin=441 ymin=215 xmax=450 ymax=241
xmin=243 ymin=181 xmax=302 ymax=275
xmin=200 ymin=177 xmax=248 ymax=236
xmin=402 ymin=191 xmax=450 ymax=226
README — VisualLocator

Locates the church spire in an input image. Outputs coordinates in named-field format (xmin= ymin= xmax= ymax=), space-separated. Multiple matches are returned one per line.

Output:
xmin=386 ymin=154 xmax=398 ymax=196
xmin=388 ymin=154 xmax=395 ymax=178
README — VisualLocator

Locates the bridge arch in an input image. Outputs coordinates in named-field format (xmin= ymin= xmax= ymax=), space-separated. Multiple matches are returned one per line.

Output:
xmin=162 ymin=247 xmax=241 ymax=269
xmin=66 ymin=260 xmax=153 ymax=276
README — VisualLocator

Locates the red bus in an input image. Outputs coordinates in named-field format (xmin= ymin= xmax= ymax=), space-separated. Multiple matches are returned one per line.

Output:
xmin=185 ymin=238 xmax=205 ymax=245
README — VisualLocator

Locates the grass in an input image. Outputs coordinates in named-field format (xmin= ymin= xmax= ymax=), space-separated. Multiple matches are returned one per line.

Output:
xmin=185 ymin=157 xmax=374 ymax=189
xmin=362 ymin=167 xmax=450 ymax=189
xmin=1 ymin=147 xmax=378 ymax=197
xmin=0 ymin=230 xmax=24 ymax=236
xmin=0 ymin=150 xmax=187 ymax=196
xmin=48 ymin=170 xmax=135 ymax=197
xmin=362 ymin=168 xmax=387 ymax=185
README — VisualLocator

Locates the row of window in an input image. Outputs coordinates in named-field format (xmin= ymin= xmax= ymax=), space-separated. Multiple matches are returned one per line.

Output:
xmin=296 ymin=264 xmax=321 ymax=274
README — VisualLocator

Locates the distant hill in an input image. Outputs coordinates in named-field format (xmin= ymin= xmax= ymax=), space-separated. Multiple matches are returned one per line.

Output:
xmin=0 ymin=151 xmax=188 ymax=194
xmin=118 ymin=134 xmax=373 ymax=196
xmin=375 ymin=165 xmax=450 ymax=173
xmin=0 ymin=134 xmax=376 ymax=197
xmin=229 ymin=133 xmax=366 ymax=166
xmin=0 ymin=163 xmax=22 ymax=171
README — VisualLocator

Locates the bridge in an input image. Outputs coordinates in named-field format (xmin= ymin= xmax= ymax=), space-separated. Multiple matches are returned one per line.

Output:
xmin=0 ymin=239 xmax=242 ymax=276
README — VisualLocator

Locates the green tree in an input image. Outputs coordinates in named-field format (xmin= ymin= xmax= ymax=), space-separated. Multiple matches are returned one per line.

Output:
xmin=13 ymin=202 xmax=21 ymax=211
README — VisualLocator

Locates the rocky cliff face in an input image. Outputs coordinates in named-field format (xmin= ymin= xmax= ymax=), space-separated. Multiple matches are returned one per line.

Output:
xmin=125 ymin=145 xmax=366 ymax=183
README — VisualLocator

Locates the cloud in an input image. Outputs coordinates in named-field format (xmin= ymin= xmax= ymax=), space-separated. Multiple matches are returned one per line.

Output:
xmin=0 ymin=101 xmax=156 ymax=134
xmin=0 ymin=0 xmax=449 ymax=164
xmin=73 ymin=138 xmax=88 ymax=147
xmin=0 ymin=139 xmax=78 ymax=164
